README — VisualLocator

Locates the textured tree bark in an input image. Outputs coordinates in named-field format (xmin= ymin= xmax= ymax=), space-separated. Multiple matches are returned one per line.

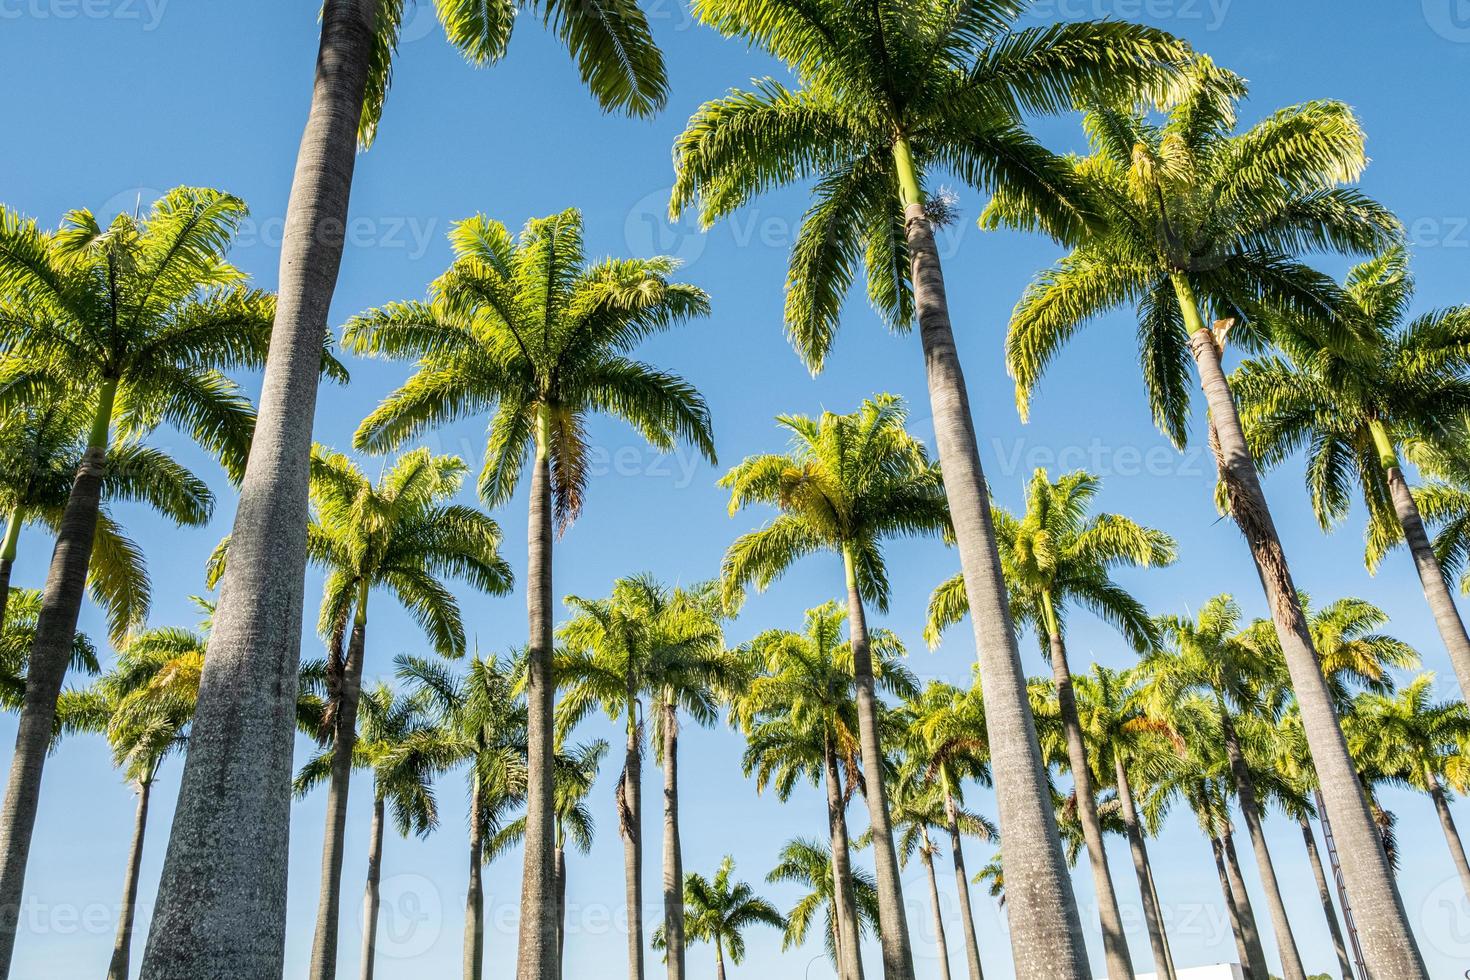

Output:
xmin=518 ymin=414 xmax=559 ymax=977
xmin=1221 ymin=830 xmax=1269 ymax=980
xmin=920 ymin=839 xmax=953 ymax=980
xmin=1428 ymin=773 xmax=1470 ymax=901
xmin=1178 ymin=288 xmax=1427 ymax=980
xmin=1298 ymin=817 xmax=1353 ymax=980
xmin=1219 ymin=713 xmax=1304 ymax=980
xmin=824 ymin=738 xmax=865 ymax=980
xmin=139 ymin=5 xmax=376 ymax=977
xmin=107 ymin=778 xmax=152 ymax=980
xmin=902 ymin=192 xmax=1088 ymax=978
xmin=661 ymin=700 xmax=686 ymax=980
xmin=464 ymin=777 xmax=485 ymax=980
xmin=310 ymin=597 xmax=369 ymax=980
xmin=620 ymin=694 xmax=645 ymax=980
xmin=1045 ymin=614 xmax=1133 ymax=979
xmin=943 ymin=790 xmax=985 ymax=980
xmin=1210 ymin=837 xmax=1255 ymax=980
xmin=556 ymin=839 xmax=567 ymax=978
xmin=360 ymin=794 xmax=384 ymax=980
xmin=1114 ymin=757 xmax=1174 ymax=980
xmin=842 ymin=549 xmax=915 ymax=980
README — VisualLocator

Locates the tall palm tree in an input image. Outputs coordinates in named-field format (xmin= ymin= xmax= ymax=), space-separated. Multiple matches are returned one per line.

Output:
xmin=557 ymin=575 xmax=738 ymax=980
xmin=766 ymin=836 xmax=880 ymax=971
xmin=0 ymin=188 xmax=284 ymax=976
xmin=672 ymin=6 xmax=1194 ymax=969
xmin=654 ymin=856 xmax=785 ymax=980
xmin=721 ymin=394 xmax=947 ymax=977
xmin=347 ymin=208 xmax=714 ymax=976
xmin=1232 ymin=246 xmax=1470 ymax=703
xmin=929 ymin=469 xmax=1173 ymax=977
xmin=986 ymin=55 xmax=1421 ymax=977
xmin=147 ymin=2 xmax=670 ymax=970
xmin=1348 ymin=674 xmax=1470 ymax=901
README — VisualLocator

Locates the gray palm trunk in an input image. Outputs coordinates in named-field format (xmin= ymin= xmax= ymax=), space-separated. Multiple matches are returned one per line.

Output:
xmin=1144 ymin=853 xmax=1176 ymax=977
xmin=140 ymin=5 xmax=377 ymax=977
xmin=556 ymin=838 xmax=567 ymax=977
xmin=107 ymin=777 xmax=153 ymax=980
xmin=919 ymin=839 xmax=953 ymax=980
xmin=0 ymin=435 xmax=108 ymax=976
xmin=1218 ymin=713 xmax=1304 ymax=980
xmin=1114 ymin=757 xmax=1175 ymax=980
xmin=1210 ymin=837 xmax=1257 ymax=980
xmin=360 ymin=794 xmax=385 ymax=980
xmin=903 ymin=203 xmax=1089 ymax=977
xmin=1182 ymin=310 xmax=1428 ymax=980
xmin=714 ymin=939 xmax=728 ymax=980
xmin=661 ymin=701 xmax=686 ymax=980
xmin=842 ymin=555 xmax=915 ymax=980
xmin=517 ymin=431 xmax=558 ymax=977
xmin=1426 ymin=772 xmax=1470 ymax=901
xmin=1298 ymin=817 xmax=1353 ymax=980
xmin=942 ymin=790 xmax=985 ymax=980
xmin=1221 ymin=830 xmax=1269 ymax=980
xmin=1047 ymin=628 xmax=1133 ymax=979
xmin=310 ymin=610 xmax=369 ymax=980
xmin=824 ymin=736 xmax=865 ymax=980
xmin=620 ymin=696 xmax=645 ymax=980
xmin=464 ymin=777 xmax=485 ymax=980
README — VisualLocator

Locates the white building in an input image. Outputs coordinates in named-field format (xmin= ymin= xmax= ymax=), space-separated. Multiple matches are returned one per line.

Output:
xmin=1110 ymin=966 xmax=1245 ymax=980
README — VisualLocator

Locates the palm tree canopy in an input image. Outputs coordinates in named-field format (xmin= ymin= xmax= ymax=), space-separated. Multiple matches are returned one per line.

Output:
xmin=346 ymin=208 xmax=715 ymax=529
xmin=1138 ymin=594 xmax=1290 ymax=720
xmin=4 ymin=588 xmax=98 ymax=714
xmin=1347 ymin=673 xmax=1470 ymax=795
xmin=765 ymin=836 xmax=880 ymax=963
xmin=654 ymin=855 xmax=786 ymax=965
xmin=899 ymin=679 xmax=992 ymax=797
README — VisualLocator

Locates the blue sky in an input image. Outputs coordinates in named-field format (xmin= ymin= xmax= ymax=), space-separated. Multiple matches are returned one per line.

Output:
xmin=5 ymin=1 xmax=1470 ymax=977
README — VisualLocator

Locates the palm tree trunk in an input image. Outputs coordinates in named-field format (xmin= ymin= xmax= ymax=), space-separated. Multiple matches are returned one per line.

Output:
xmin=310 ymin=592 xmax=369 ymax=980
xmin=1210 ymin=836 xmax=1256 ymax=980
xmin=464 ymin=776 xmax=485 ymax=980
xmin=360 ymin=794 xmax=384 ymax=980
xmin=943 ymin=789 xmax=984 ymax=980
xmin=1298 ymin=816 xmax=1353 ymax=980
xmin=518 ymin=409 xmax=559 ymax=978
xmin=824 ymin=736 xmax=865 ymax=980
xmin=1175 ymin=278 xmax=1428 ymax=980
xmin=1218 ymin=712 xmax=1304 ymax=980
xmin=1427 ymin=773 xmax=1470 ymax=901
xmin=1113 ymin=757 xmax=1174 ymax=980
xmin=1369 ymin=421 xmax=1470 ymax=703
xmin=661 ymin=700 xmax=686 ymax=980
xmin=1222 ymin=829 xmax=1269 ymax=980
xmin=140 ymin=5 xmax=377 ymax=977
xmin=0 ymin=379 xmax=114 ymax=977
xmin=620 ymin=700 xmax=645 ymax=980
xmin=0 ymin=511 xmax=21 ymax=630
xmin=1043 ymin=605 xmax=1133 ymax=979
xmin=896 ymin=149 xmax=1088 ymax=978
xmin=1144 ymin=854 xmax=1176 ymax=980
xmin=556 ymin=839 xmax=568 ymax=978
xmin=107 ymin=777 xmax=152 ymax=980
xmin=920 ymin=840 xmax=953 ymax=980
xmin=842 ymin=547 xmax=915 ymax=980
xmin=714 ymin=939 xmax=727 ymax=980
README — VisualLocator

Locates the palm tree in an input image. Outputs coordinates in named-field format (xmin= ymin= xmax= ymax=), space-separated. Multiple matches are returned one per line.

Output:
xmin=1348 ymin=674 xmax=1470 ymax=901
xmin=346 ymin=208 xmax=714 ymax=976
xmin=929 ymin=468 xmax=1173 ymax=977
xmin=0 ymin=589 xmax=99 ymax=715
xmin=985 ymin=54 xmax=1421 ymax=977
xmin=0 ymin=188 xmax=285 ymax=975
xmin=1232 ymin=246 xmax=1470 ymax=705
xmin=721 ymin=394 xmax=947 ymax=977
xmin=557 ymin=575 xmax=737 ymax=980
xmin=147 ymin=0 xmax=671 ymax=968
xmin=654 ymin=856 xmax=785 ymax=980
xmin=766 ymin=837 xmax=880 ymax=970
xmin=672 ymin=5 xmax=1194 ymax=968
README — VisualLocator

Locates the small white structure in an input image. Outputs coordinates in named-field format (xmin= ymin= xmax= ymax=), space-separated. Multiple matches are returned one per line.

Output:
xmin=1110 ymin=966 xmax=1245 ymax=980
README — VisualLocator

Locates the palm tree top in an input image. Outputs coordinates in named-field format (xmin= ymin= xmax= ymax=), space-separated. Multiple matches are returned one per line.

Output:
xmin=1348 ymin=673 xmax=1470 ymax=795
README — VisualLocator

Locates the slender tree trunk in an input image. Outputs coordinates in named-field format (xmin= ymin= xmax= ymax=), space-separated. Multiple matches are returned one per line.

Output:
xmin=842 ymin=548 xmax=915 ymax=980
xmin=1145 ymin=856 xmax=1176 ymax=979
xmin=897 ymin=149 xmax=1088 ymax=978
xmin=920 ymin=839 xmax=953 ymax=980
xmin=464 ymin=777 xmax=484 ymax=980
xmin=360 ymin=794 xmax=384 ymax=980
xmin=1218 ymin=712 xmax=1304 ymax=980
xmin=824 ymin=737 xmax=865 ymax=980
xmin=1299 ymin=817 xmax=1353 ymax=980
xmin=943 ymin=789 xmax=984 ymax=980
xmin=310 ymin=591 xmax=369 ymax=980
xmin=140 ymin=5 xmax=376 ymax=977
xmin=661 ymin=700 xmax=685 ymax=980
xmin=1222 ymin=830 xmax=1269 ymax=980
xmin=1369 ymin=421 xmax=1470 ymax=703
xmin=556 ymin=838 xmax=567 ymax=978
xmin=518 ymin=410 xmax=559 ymax=977
xmin=107 ymin=777 xmax=152 ymax=980
xmin=0 ymin=380 xmax=114 ymax=976
xmin=620 ymin=696 xmax=645 ymax=980
xmin=1043 ymin=604 xmax=1132 ymax=979
xmin=0 ymin=511 xmax=20 ymax=630
xmin=714 ymin=940 xmax=727 ymax=980
xmin=1114 ymin=758 xmax=1174 ymax=980
xmin=1427 ymin=773 xmax=1470 ymax=901
xmin=1210 ymin=836 xmax=1255 ymax=980
xmin=1176 ymin=279 xmax=1427 ymax=980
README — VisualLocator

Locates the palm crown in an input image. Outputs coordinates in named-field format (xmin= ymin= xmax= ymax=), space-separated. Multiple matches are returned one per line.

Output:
xmin=764 ymin=836 xmax=879 ymax=962
xmin=1348 ymin=674 xmax=1470 ymax=796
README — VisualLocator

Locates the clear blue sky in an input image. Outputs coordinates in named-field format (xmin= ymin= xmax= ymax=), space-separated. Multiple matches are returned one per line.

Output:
xmin=4 ymin=2 xmax=1470 ymax=977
